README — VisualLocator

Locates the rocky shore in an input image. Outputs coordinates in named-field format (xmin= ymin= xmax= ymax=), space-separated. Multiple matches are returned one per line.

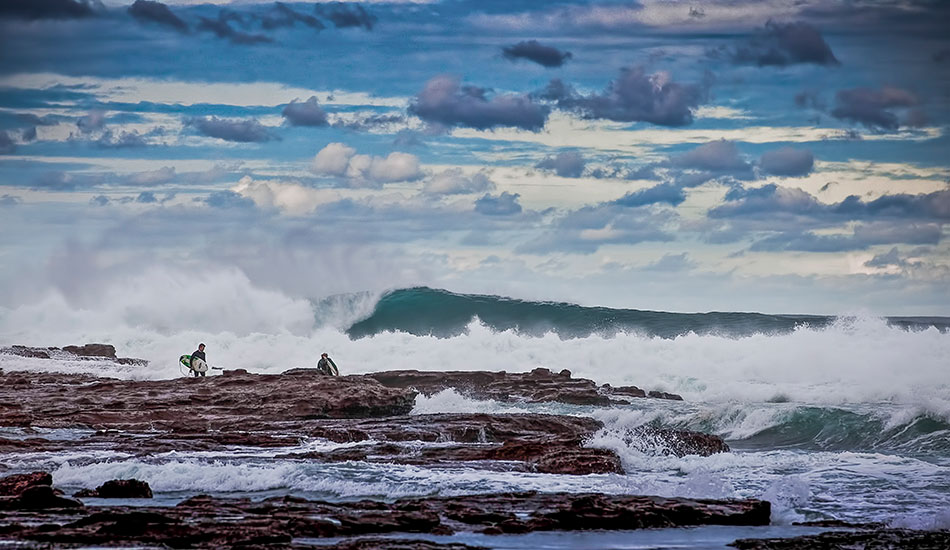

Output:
xmin=1 ymin=344 xmax=945 ymax=549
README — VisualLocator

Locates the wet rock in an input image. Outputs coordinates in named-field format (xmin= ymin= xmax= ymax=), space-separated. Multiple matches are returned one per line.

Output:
xmin=0 ymin=472 xmax=52 ymax=497
xmin=0 ymin=485 xmax=82 ymax=510
xmin=321 ymin=539 xmax=486 ymax=550
xmin=0 ymin=491 xmax=770 ymax=548
xmin=73 ymin=479 xmax=152 ymax=499
xmin=365 ymin=368 xmax=683 ymax=404
xmin=730 ymin=527 xmax=950 ymax=549
xmin=62 ymin=344 xmax=116 ymax=358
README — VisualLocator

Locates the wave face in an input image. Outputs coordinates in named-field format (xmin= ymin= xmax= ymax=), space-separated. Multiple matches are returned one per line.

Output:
xmin=345 ymin=287 xmax=948 ymax=339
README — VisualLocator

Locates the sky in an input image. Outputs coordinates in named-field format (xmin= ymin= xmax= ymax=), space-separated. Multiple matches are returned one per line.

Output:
xmin=0 ymin=0 xmax=948 ymax=316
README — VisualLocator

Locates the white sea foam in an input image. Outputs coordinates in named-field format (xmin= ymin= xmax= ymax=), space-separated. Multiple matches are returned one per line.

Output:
xmin=1 ymin=271 xmax=948 ymax=418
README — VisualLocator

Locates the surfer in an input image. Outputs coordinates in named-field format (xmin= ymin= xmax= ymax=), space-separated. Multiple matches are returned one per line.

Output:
xmin=190 ymin=343 xmax=209 ymax=377
xmin=316 ymin=352 xmax=339 ymax=376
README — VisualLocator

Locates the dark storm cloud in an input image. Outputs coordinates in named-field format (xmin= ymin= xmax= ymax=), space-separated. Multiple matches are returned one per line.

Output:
xmin=282 ymin=96 xmax=329 ymax=127
xmin=128 ymin=0 xmax=188 ymax=33
xmin=727 ymin=21 xmax=839 ymax=67
xmin=0 ymin=131 xmax=15 ymax=154
xmin=612 ymin=183 xmax=686 ymax=208
xmin=540 ymin=67 xmax=709 ymax=127
xmin=502 ymin=40 xmax=572 ymax=68
xmin=22 ymin=127 xmax=37 ymax=142
xmin=187 ymin=116 xmax=276 ymax=143
xmin=260 ymin=2 xmax=324 ymax=30
xmin=935 ymin=49 xmax=950 ymax=63
xmin=831 ymin=86 xmax=920 ymax=131
xmin=749 ymin=222 xmax=942 ymax=252
xmin=536 ymin=151 xmax=586 ymax=178
xmin=315 ymin=3 xmax=376 ymax=30
xmin=198 ymin=14 xmax=272 ymax=45
xmin=759 ymin=147 xmax=815 ymax=177
xmin=409 ymin=75 xmax=550 ymax=132
xmin=0 ymin=0 xmax=97 ymax=20
xmin=475 ymin=192 xmax=522 ymax=216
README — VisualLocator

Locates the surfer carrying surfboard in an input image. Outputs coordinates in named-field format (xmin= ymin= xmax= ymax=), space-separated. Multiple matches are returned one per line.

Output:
xmin=316 ymin=352 xmax=339 ymax=376
xmin=190 ymin=343 xmax=209 ymax=377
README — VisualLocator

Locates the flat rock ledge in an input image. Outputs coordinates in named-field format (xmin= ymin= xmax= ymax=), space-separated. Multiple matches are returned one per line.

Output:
xmin=365 ymin=368 xmax=683 ymax=404
xmin=0 ymin=473 xmax=770 ymax=549
xmin=0 ymin=367 xmax=727 ymax=475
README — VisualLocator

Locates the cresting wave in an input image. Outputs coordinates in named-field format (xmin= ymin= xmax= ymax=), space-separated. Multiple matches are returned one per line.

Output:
xmin=1 ymin=274 xmax=948 ymax=415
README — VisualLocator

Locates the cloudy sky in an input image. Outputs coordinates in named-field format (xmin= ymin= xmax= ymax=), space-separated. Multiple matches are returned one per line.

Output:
xmin=0 ymin=0 xmax=948 ymax=316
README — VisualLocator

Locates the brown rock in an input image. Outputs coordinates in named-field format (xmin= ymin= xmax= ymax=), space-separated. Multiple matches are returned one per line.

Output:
xmin=74 ymin=479 xmax=153 ymax=499
xmin=0 ymin=472 xmax=52 ymax=497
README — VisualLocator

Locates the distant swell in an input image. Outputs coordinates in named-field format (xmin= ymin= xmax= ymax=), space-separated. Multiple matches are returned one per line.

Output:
xmin=345 ymin=287 xmax=949 ymax=339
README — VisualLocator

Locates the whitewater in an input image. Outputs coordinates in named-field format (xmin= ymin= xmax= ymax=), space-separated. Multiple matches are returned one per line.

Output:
xmin=2 ymin=275 xmax=949 ymax=547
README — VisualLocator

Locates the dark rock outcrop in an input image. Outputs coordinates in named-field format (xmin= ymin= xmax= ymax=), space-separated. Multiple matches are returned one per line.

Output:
xmin=730 ymin=528 xmax=950 ymax=549
xmin=0 ymin=471 xmax=52 ymax=497
xmin=74 ymin=479 xmax=153 ymax=499
xmin=0 ymin=489 xmax=769 ymax=548
xmin=366 ymin=368 xmax=683 ymax=404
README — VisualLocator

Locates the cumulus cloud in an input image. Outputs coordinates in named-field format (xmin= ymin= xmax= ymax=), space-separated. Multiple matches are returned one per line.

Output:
xmin=282 ymin=96 xmax=329 ymax=127
xmin=128 ymin=0 xmax=188 ymax=33
xmin=475 ymin=191 xmax=522 ymax=216
xmin=423 ymin=169 xmax=495 ymax=195
xmin=831 ymin=86 xmax=920 ymax=130
xmin=671 ymin=140 xmax=753 ymax=180
xmin=749 ymin=222 xmax=942 ymax=252
xmin=612 ymin=183 xmax=686 ymax=208
xmin=502 ymin=40 xmax=572 ymax=68
xmin=536 ymin=151 xmax=586 ymax=178
xmin=136 ymin=191 xmax=158 ymax=204
xmin=311 ymin=142 xmax=422 ymax=187
xmin=0 ymin=0 xmax=97 ymax=20
xmin=727 ymin=21 xmax=839 ymax=67
xmin=129 ymin=166 xmax=176 ymax=185
xmin=518 ymin=204 xmax=675 ymax=255
xmin=204 ymin=190 xmax=257 ymax=209
xmin=315 ymin=3 xmax=376 ymax=30
xmin=409 ymin=75 xmax=550 ymax=132
xmin=76 ymin=110 xmax=106 ymax=133
xmin=96 ymin=129 xmax=147 ymax=149
xmin=187 ymin=116 xmax=276 ymax=143
xmin=198 ymin=13 xmax=272 ymax=45
xmin=758 ymin=147 xmax=814 ymax=177
xmin=541 ymin=67 xmax=709 ymax=126
xmin=712 ymin=184 xmax=950 ymax=224
xmin=22 ymin=126 xmax=37 ymax=142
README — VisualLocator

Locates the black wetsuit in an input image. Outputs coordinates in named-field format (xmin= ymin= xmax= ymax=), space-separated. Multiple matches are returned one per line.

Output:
xmin=191 ymin=349 xmax=207 ymax=377
xmin=317 ymin=357 xmax=337 ymax=376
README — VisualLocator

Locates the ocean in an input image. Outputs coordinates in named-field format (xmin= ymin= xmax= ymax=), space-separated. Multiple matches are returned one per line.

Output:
xmin=2 ymin=286 xmax=949 ymax=548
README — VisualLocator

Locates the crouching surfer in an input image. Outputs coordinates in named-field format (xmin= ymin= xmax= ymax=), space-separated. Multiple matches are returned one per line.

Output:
xmin=316 ymin=352 xmax=339 ymax=376
xmin=190 ymin=343 xmax=209 ymax=377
